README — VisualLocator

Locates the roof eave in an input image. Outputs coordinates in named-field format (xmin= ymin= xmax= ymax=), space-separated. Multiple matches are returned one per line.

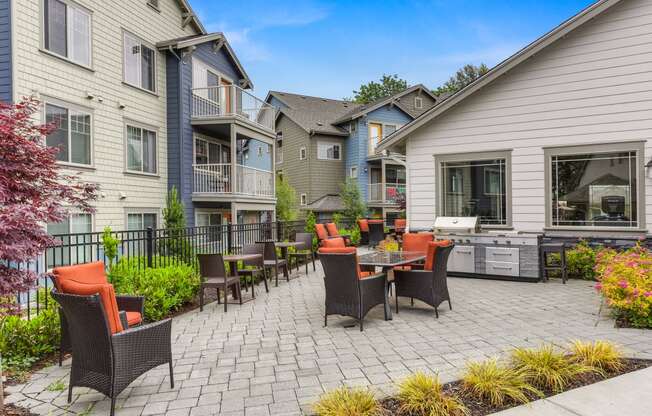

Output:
xmin=177 ymin=0 xmax=206 ymax=34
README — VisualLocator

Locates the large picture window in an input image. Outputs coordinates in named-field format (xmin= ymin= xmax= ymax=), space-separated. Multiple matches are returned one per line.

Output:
xmin=439 ymin=153 xmax=510 ymax=226
xmin=45 ymin=102 xmax=92 ymax=165
xmin=126 ymin=124 xmax=157 ymax=174
xmin=317 ymin=142 xmax=341 ymax=160
xmin=124 ymin=32 xmax=156 ymax=92
xmin=43 ymin=0 xmax=91 ymax=67
xmin=549 ymin=149 xmax=639 ymax=228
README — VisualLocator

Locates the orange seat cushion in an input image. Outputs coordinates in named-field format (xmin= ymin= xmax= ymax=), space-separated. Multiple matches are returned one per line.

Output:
xmin=59 ymin=281 xmax=123 ymax=334
xmin=52 ymin=261 xmax=108 ymax=290
xmin=126 ymin=311 xmax=142 ymax=326
xmin=395 ymin=219 xmax=406 ymax=231
xmin=321 ymin=237 xmax=346 ymax=248
xmin=318 ymin=247 xmax=371 ymax=280
xmin=315 ymin=224 xmax=329 ymax=241
xmin=368 ymin=219 xmax=384 ymax=224
xmin=402 ymin=233 xmax=433 ymax=253
xmin=359 ymin=271 xmax=374 ymax=278
xmin=358 ymin=219 xmax=369 ymax=232
xmin=393 ymin=265 xmax=412 ymax=271
xmin=325 ymin=223 xmax=340 ymax=237
xmin=424 ymin=240 xmax=452 ymax=271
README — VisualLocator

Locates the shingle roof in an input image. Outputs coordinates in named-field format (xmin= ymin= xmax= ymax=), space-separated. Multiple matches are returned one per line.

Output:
xmin=302 ymin=194 xmax=345 ymax=212
xmin=268 ymin=91 xmax=361 ymax=136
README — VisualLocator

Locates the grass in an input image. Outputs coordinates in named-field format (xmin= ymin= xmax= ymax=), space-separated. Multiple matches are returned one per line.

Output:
xmin=569 ymin=340 xmax=625 ymax=373
xmin=462 ymin=358 xmax=543 ymax=407
xmin=397 ymin=372 xmax=468 ymax=416
xmin=511 ymin=344 xmax=598 ymax=393
xmin=313 ymin=387 xmax=380 ymax=416
xmin=46 ymin=379 xmax=66 ymax=392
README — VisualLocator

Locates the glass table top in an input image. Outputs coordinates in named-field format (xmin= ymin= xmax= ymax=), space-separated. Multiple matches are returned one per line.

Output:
xmin=357 ymin=251 xmax=426 ymax=267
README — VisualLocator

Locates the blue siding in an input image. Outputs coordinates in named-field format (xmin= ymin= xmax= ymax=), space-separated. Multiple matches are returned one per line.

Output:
xmin=193 ymin=43 xmax=242 ymax=82
xmin=241 ymin=139 xmax=272 ymax=171
xmin=0 ymin=0 xmax=12 ymax=103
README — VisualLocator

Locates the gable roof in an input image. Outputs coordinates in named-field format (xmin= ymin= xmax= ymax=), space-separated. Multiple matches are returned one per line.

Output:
xmin=302 ymin=194 xmax=345 ymax=212
xmin=157 ymin=33 xmax=253 ymax=89
xmin=266 ymin=91 xmax=361 ymax=136
xmin=377 ymin=0 xmax=623 ymax=152
xmin=175 ymin=0 xmax=206 ymax=35
xmin=331 ymin=84 xmax=438 ymax=124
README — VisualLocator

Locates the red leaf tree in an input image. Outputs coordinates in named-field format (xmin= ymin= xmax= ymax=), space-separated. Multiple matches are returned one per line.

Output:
xmin=0 ymin=98 xmax=98 ymax=315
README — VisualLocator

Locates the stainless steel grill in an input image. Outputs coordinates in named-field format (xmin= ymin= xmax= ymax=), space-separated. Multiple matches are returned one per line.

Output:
xmin=433 ymin=216 xmax=480 ymax=234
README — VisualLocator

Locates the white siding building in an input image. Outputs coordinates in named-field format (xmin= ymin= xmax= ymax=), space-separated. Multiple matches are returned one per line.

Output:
xmin=379 ymin=0 xmax=652 ymax=240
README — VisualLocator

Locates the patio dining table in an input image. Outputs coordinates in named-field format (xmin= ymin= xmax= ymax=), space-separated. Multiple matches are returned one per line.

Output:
xmin=223 ymin=253 xmax=263 ymax=303
xmin=274 ymin=241 xmax=305 ymax=279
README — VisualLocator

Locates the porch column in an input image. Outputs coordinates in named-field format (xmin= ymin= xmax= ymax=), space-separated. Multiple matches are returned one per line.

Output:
xmin=231 ymin=125 xmax=238 ymax=195
xmin=381 ymin=158 xmax=387 ymax=204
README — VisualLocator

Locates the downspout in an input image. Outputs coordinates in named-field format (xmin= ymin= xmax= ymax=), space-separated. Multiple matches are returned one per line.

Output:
xmin=169 ymin=46 xmax=187 ymax=220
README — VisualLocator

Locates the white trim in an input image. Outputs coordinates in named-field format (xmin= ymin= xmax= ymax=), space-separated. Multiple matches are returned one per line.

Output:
xmin=414 ymin=96 xmax=423 ymax=109
xmin=122 ymin=29 xmax=157 ymax=93
xmin=195 ymin=209 xmax=225 ymax=226
xmin=316 ymin=141 xmax=341 ymax=161
xmin=299 ymin=146 xmax=307 ymax=160
xmin=124 ymin=119 xmax=159 ymax=175
xmin=42 ymin=96 xmax=94 ymax=167
xmin=350 ymin=166 xmax=358 ymax=178
xmin=300 ymin=193 xmax=307 ymax=206
xmin=125 ymin=208 xmax=160 ymax=230
xmin=40 ymin=0 xmax=94 ymax=69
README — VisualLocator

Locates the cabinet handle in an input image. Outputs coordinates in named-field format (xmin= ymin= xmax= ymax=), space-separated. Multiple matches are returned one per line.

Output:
xmin=492 ymin=266 xmax=513 ymax=270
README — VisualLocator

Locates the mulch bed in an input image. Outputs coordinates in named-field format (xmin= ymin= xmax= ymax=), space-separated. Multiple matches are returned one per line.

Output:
xmin=0 ymin=404 xmax=38 ymax=416
xmin=379 ymin=358 xmax=652 ymax=416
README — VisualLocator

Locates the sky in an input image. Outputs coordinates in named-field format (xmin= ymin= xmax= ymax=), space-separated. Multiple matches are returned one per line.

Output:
xmin=190 ymin=0 xmax=596 ymax=100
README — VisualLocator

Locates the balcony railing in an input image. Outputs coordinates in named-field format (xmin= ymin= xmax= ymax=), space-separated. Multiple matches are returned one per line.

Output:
xmin=193 ymin=163 xmax=274 ymax=199
xmin=369 ymin=183 xmax=406 ymax=203
xmin=191 ymin=85 xmax=276 ymax=132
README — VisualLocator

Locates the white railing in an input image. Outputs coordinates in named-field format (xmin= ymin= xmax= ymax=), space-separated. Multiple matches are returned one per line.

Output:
xmin=368 ymin=183 xmax=406 ymax=203
xmin=193 ymin=163 xmax=274 ymax=198
xmin=191 ymin=85 xmax=276 ymax=132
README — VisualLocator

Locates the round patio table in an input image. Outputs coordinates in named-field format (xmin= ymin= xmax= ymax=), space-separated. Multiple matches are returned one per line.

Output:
xmin=223 ymin=253 xmax=262 ymax=303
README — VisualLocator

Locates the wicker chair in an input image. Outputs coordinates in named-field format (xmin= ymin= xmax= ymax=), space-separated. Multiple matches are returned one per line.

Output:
xmin=288 ymin=232 xmax=316 ymax=274
xmin=51 ymin=262 xmax=144 ymax=366
xmin=238 ymin=243 xmax=269 ymax=296
xmin=357 ymin=219 xmax=369 ymax=246
xmin=393 ymin=242 xmax=454 ymax=317
xmin=51 ymin=289 xmax=173 ymax=416
xmin=314 ymin=223 xmax=332 ymax=246
xmin=368 ymin=220 xmax=385 ymax=247
xmin=319 ymin=248 xmax=389 ymax=331
xmin=197 ymin=253 xmax=242 ymax=312
xmin=259 ymin=240 xmax=289 ymax=286
xmin=325 ymin=223 xmax=351 ymax=245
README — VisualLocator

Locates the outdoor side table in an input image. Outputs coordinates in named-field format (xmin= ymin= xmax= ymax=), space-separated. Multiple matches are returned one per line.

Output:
xmin=223 ymin=253 xmax=263 ymax=303
xmin=274 ymin=241 xmax=304 ymax=279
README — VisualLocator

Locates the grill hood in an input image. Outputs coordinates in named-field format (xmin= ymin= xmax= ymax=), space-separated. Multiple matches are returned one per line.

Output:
xmin=433 ymin=216 xmax=480 ymax=234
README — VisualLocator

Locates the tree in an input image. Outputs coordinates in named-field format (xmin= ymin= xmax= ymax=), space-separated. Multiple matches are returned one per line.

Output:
xmin=275 ymin=177 xmax=298 ymax=222
xmin=0 ymin=98 xmax=97 ymax=407
xmin=433 ymin=64 xmax=490 ymax=96
xmin=163 ymin=186 xmax=186 ymax=229
xmin=351 ymin=74 xmax=409 ymax=104
xmin=340 ymin=178 xmax=367 ymax=220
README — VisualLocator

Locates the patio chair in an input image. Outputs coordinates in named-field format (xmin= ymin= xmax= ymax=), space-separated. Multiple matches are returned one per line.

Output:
xmin=395 ymin=232 xmax=434 ymax=271
xmin=326 ymin=222 xmax=351 ymax=245
xmin=393 ymin=241 xmax=454 ymax=317
xmin=197 ymin=253 xmax=242 ymax=312
xmin=368 ymin=220 xmax=385 ymax=247
xmin=52 ymin=261 xmax=144 ymax=366
xmin=259 ymin=240 xmax=290 ymax=286
xmin=315 ymin=223 xmax=332 ymax=246
xmin=238 ymin=243 xmax=270 ymax=296
xmin=51 ymin=289 xmax=172 ymax=416
xmin=357 ymin=219 xmax=369 ymax=245
xmin=288 ymin=232 xmax=316 ymax=274
xmin=318 ymin=247 xmax=388 ymax=331
xmin=394 ymin=218 xmax=407 ymax=237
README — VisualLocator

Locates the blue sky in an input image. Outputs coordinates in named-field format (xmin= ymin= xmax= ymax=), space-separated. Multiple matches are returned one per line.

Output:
xmin=191 ymin=0 xmax=595 ymax=100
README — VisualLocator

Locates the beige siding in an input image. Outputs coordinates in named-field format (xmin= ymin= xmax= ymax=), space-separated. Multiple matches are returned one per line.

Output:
xmin=405 ymin=0 xmax=652 ymax=232
xmin=13 ymin=0 xmax=198 ymax=230
xmin=397 ymin=89 xmax=437 ymax=117
xmin=276 ymin=115 xmax=311 ymax=208
xmin=309 ymin=134 xmax=346 ymax=202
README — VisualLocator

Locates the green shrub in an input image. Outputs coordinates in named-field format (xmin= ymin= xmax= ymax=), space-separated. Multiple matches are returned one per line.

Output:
xmin=567 ymin=240 xmax=598 ymax=280
xmin=313 ymin=387 xmax=380 ymax=416
xmin=397 ymin=372 xmax=468 ymax=416
xmin=109 ymin=257 xmax=200 ymax=321
xmin=569 ymin=340 xmax=624 ymax=373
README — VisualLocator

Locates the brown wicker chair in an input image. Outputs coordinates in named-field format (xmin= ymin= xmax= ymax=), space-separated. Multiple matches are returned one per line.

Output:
xmin=51 ymin=289 xmax=173 ymax=416
xmin=197 ymin=253 xmax=242 ymax=312
xmin=357 ymin=219 xmax=369 ymax=245
xmin=238 ymin=243 xmax=269 ymax=296
xmin=259 ymin=240 xmax=289 ymax=286
xmin=325 ymin=223 xmax=351 ymax=245
xmin=288 ymin=232 xmax=316 ymax=274
xmin=319 ymin=248 xmax=389 ymax=331
xmin=393 ymin=242 xmax=454 ymax=317
xmin=368 ymin=220 xmax=385 ymax=247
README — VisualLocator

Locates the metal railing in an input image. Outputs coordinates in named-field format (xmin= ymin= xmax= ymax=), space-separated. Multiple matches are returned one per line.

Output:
xmin=368 ymin=183 xmax=406 ymax=203
xmin=236 ymin=164 xmax=274 ymax=197
xmin=193 ymin=163 xmax=232 ymax=194
xmin=192 ymin=163 xmax=273 ymax=198
xmin=191 ymin=85 xmax=276 ymax=131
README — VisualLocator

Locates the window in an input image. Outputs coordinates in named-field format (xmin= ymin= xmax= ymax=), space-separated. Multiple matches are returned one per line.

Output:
xmin=276 ymin=149 xmax=283 ymax=164
xmin=350 ymin=166 xmax=358 ymax=178
xmin=547 ymin=144 xmax=642 ymax=228
xmin=368 ymin=123 xmax=398 ymax=155
xmin=317 ymin=142 xmax=341 ymax=160
xmin=43 ymin=0 xmax=91 ymax=67
xmin=414 ymin=96 xmax=423 ymax=109
xmin=147 ymin=0 xmax=159 ymax=10
xmin=124 ymin=32 xmax=156 ymax=92
xmin=46 ymin=213 xmax=92 ymax=266
xmin=127 ymin=212 xmax=157 ymax=230
xmin=267 ymin=144 xmax=271 ymax=154
xmin=45 ymin=102 xmax=92 ymax=165
xmin=300 ymin=193 xmax=307 ymax=206
xmin=196 ymin=211 xmax=223 ymax=241
xmin=438 ymin=151 xmax=511 ymax=226
xmin=299 ymin=146 xmax=307 ymax=160
xmin=257 ymin=146 xmax=263 ymax=157
xmin=126 ymin=124 xmax=157 ymax=174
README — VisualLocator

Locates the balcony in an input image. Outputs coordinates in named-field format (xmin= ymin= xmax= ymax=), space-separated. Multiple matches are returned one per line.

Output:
xmin=193 ymin=163 xmax=274 ymax=199
xmin=191 ymin=85 xmax=276 ymax=132
xmin=368 ymin=183 xmax=406 ymax=204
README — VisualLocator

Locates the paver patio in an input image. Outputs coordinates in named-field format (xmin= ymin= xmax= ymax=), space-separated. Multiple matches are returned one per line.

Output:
xmin=7 ymin=263 xmax=652 ymax=416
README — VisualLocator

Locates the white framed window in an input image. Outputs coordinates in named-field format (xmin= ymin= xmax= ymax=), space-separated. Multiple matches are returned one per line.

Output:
xmin=368 ymin=123 xmax=398 ymax=155
xmin=196 ymin=211 xmax=223 ymax=241
xmin=300 ymin=193 xmax=307 ymax=206
xmin=46 ymin=213 xmax=93 ymax=266
xmin=126 ymin=123 xmax=157 ymax=174
xmin=317 ymin=142 xmax=341 ymax=160
xmin=299 ymin=146 xmax=307 ymax=160
xmin=194 ymin=136 xmax=227 ymax=165
xmin=414 ymin=96 xmax=423 ymax=109
xmin=127 ymin=211 xmax=158 ymax=230
xmin=43 ymin=0 xmax=92 ymax=67
xmin=45 ymin=100 xmax=92 ymax=166
xmin=124 ymin=31 xmax=156 ymax=92
xmin=147 ymin=0 xmax=160 ymax=11
xmin=257 ymin=146 xmax=263 ymax=157
xmin=276 ymin=149 xmax=283 ymax=164
xmin=350 ymin=166 xmax=358 ymax=178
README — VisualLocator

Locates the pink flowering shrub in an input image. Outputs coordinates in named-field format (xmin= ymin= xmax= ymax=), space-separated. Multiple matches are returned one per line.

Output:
xmin=594 ymin=244 xmax=652 ymax=328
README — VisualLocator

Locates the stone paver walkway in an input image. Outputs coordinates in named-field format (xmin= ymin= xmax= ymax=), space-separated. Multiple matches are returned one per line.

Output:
xmin=7 ymin=264 xmax=652 ymax=415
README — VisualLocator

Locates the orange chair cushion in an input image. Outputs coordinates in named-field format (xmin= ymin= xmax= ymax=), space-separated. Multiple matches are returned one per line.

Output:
xmin=393 ymin=265 xmax=412 ymax=271
xmin=402 ymin=233 xmax=433 ymax=253
xmin=59 ymin=281 xmax=123 ymax=334
xmin=424 ymin=240 xmax=452 ymax=271
xmin=126 ymin=311 xmax=142 ymax=326
xmin=52 ymin=261 xmax=108 ymax=290
xmin=358 ymin=219 xmax=369 ymax=232
xmin=321 ymin=237 xmax=346 ymax=248
xmin=368 ymin=219 xmax=384 ymax=224
xmin=325 ymin=223 xmax=340 ymax=237
xmin=395 ymin=219 xmax=406 ymax=231
xmin=318 ymin=247 xmax=371 ymax=280
xmin=315 ymin=224 xmax=329 ymax=241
